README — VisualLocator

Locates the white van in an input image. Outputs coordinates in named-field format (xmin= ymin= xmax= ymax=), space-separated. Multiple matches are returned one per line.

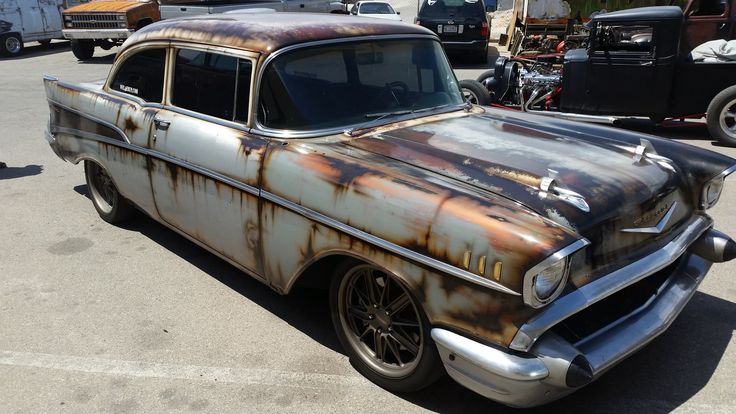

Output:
xmin=0 ymin=0 xmax=85 ymax=56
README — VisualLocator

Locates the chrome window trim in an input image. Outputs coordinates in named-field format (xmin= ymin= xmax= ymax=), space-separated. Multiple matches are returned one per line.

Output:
xmin=510 ymin=215 xmax=713 ymax=352
xmin=250 ymin=34 xmax=462 ymax=139
xmin=50 ymin=96 xmax=519 ymax=295
xmin=103 ymin=41 xmax=171 ymax=104
xmin=167 ymin=42 xmax=259 ymax=127
xmin=522 ymin=238 xmax=590 ymax=309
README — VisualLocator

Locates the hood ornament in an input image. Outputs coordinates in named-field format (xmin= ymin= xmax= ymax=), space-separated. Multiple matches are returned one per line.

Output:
xmin=539 ymin=169 xmax=590 ymax=212
xmin=630 ymin=139 xmax=676 ymax=173
xmin=621 ymin=201 xmax=678 ymax=234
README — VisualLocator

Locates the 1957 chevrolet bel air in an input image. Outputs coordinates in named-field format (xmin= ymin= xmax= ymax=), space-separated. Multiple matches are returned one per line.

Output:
xmin=43 ymin=13 xmax=736 ymax=407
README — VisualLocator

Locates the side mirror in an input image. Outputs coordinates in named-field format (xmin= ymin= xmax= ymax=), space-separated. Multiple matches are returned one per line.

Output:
xmin=397 ymin=11 xmax=400 ymax=14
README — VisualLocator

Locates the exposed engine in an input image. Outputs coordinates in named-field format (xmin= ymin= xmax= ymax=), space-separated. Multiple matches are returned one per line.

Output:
xmin=479 ymin=57 xmax=562 ymax=111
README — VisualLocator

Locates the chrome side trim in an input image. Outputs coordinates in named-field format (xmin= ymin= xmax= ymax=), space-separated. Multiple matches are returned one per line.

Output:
xmin=718 ymin=163 xmax=736 ymax=179
xmin=261 ymin=191 xmax=520 ymax=295
xmin=432 ymin=328 xmax=548 ymax=381
xmin=50 ymin=115 xmax=517 ymax=293
xmin=43 ymin=75 xmax=59 ymax=82
xmin=510 ymin=215 xmax=712 ymax=351
xmin=522 ymin=238 xmax=590 ymax=308
xmin=621 ymin=201 xmax=678 ymax=234
xmin=50 ymin=99 xmax=131 ymax=144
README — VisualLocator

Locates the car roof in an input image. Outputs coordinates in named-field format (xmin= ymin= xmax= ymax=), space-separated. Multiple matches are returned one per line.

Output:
xmin=124 ymin=12 xmax=430 ymax=54
xmin=592 ymin=6 xmax=683 ymax=22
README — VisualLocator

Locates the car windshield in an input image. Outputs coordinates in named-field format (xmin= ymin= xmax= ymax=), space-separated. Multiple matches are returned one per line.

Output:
xmin=258 ymin=39 xmax=464 ymax=131
xmin=418 ymin=0 xmax=484 ymax=18
xmin=360 ymin=3 xmax=395 ymax=14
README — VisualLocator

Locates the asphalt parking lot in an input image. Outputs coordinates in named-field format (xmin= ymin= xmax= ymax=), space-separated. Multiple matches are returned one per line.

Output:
xmin=1 ymin=40 xmax=735 ymax=413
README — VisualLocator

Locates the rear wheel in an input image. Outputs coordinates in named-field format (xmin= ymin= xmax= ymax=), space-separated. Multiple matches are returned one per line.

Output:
xmin=330 ymin=261 xmax=443 ymax=393
xmin=1 ymin=33 xmax=23 ymax=56
xmin=84 ymin=161 xmax=134 ymax=224
xmin=71 ymin=39 xmax=94 ymax=60
xmin=706 ymin=85 xmax=736 ymax=146
xmin=459 ymin=79 xmax=491 ymax=105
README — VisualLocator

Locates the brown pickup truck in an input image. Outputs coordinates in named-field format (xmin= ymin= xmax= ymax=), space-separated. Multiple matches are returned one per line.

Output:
xmin=62 ymin=0 xmax=160 ymax=60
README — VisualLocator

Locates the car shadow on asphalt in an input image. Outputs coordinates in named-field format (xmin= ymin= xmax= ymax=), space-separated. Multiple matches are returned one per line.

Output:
xmin=0 ymin=164 xmax=43 ymax=180
xmin=449 ymin=45 xmax=500 ymax=71
xmin=1 ymin=41 xmax=70 ymax=60
xmin=73 ymin=183 xmax=343 ymax=355
xmin=402 ymin=290 xmax=735 ymax=413
xmin=72 ymin=183 xmax=733 ymax=412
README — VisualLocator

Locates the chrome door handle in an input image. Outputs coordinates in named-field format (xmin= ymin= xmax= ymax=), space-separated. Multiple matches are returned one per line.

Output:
xmin=154 ymin=117 xmax=170 ymax=130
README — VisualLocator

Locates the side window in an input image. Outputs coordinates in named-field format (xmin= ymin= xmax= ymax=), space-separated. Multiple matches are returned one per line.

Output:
xmin=690 ymin=0 xmax=727 ymax=16
xmin=171 ymin=48 xmax=253 ymax=122
xmin=594 ymin=23 xmax=654 ymax=55
xmin=111 ymin=48 xmax=166 ymax=102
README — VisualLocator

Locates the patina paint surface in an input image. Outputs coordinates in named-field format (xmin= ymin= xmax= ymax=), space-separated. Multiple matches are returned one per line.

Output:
xmin=126 ymin=13 xmax=433 ymax=54
xmin=42 ymin=19 xmax=736 ymax=348
xmin=63 ymin=0 xmax=160 ymax=27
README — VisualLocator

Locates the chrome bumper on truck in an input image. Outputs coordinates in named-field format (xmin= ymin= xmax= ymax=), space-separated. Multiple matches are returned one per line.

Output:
xmin=63 ymin=29 xmax=134 ymax=40
xmin=432 ymin=216 xmax=735 ymax=407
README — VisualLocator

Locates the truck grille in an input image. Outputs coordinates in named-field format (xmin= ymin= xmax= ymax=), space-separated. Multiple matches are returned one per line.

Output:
xmin=68 ymin=14 xmax=123 ymax=30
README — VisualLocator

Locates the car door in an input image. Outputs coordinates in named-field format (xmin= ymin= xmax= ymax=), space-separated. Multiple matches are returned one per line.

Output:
xmin=97 ymin=45 xmax=168 ymax=215
xmin=38 ymin=0 xmax=63 ymax=35
xmin=147 ymin=45 xmax=267 ymax=278
xmin=585 ymin=20 xmax=673 ymax=116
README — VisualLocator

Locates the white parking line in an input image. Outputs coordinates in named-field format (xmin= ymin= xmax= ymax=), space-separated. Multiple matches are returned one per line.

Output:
xmin=0 ymin=350 xmax=371 ymax=390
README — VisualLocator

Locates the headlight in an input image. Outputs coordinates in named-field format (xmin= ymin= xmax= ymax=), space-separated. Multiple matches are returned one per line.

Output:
xmin=702 ymin=178 xmax=724 ymax=209
xmin=63 ymin=15 xmax=72 ymax=22
xmin=117 ymin=14 xmax=126 ymax=20
xmin=119 ymin=22 xmax=127 ymax=28
xmin=522 ymin=239 xmax=588 ymax=308
xmin=532 ymin=259 xmax=567 ymax=301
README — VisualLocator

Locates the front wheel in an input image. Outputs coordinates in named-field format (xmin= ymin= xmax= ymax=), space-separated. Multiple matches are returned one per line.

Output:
xmin=84 ymin=161 xmax=134 ymax=224
xmin=71 ymin=40 xmax=94 ymax=60
xmin=706 ymin=85 xmax=736 ymax=146
xmin=459 ymin=79 xmax=491 ymax=106
xmin=330 ymin=261 xmax=443 ymax=393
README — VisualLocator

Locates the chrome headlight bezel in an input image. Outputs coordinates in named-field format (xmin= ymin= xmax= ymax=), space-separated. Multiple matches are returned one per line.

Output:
xmin=522 ymin=239 xmax=589 ymax=308
xmin=701 ymin=164 xmax=736 ymax=210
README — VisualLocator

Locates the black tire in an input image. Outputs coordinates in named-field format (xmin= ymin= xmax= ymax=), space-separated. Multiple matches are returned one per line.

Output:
xmin=71 ymin=40 xmax=94 ymax=60
xmin=706 ymin=85 xmax=736 ymax=146
xmin=84 ymin=161 xmax=135 ymax=224
xmin=330 ymin=260 xmax=444 ymax=393
xmin=0 ymin=33 xmax=24 ymax=56
xmin=38 ymin=39 xmax=52 ymax=47
xmin=459 ymin=79 xmax=491 ymax=105
xmin=476 ymin=69 xmax=495 ymax=84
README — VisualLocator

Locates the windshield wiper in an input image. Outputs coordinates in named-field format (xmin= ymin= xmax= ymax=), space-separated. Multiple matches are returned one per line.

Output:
xmin=345 ymin=103 xmax=469 ymax=137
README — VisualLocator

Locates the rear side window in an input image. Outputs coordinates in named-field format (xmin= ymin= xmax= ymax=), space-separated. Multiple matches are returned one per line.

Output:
xmin=111 ymin=48 xmax=166 ymax=103
xmin=171 ymin=49 xmax=253 ymax=122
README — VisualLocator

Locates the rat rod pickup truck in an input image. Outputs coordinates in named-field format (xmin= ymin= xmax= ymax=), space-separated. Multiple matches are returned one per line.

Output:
xmin=468 ymin=6 xmax=736 ymax=146
xmin=43 ymin=13 xmax=736 ymax=406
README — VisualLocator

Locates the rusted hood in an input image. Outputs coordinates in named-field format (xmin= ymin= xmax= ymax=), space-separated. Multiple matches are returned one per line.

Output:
xmin=64 ymin=0 xmax=147 ymax=13
xmin=349 ymin=111 xmax=694 ymax=273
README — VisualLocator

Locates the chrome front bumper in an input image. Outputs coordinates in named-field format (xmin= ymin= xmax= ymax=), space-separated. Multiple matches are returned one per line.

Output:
xmin=433 ymin=220 xmax=726 ymax=407
xmin=63 ymin=29 xmax=134 ymax=40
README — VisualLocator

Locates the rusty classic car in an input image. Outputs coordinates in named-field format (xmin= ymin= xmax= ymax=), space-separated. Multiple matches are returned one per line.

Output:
xmin=42 ymin=13 xmax=736 ymax=407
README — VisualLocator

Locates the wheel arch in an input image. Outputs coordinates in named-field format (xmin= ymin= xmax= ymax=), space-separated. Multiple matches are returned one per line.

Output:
xmin=285 ymin=249 xmax=421 ymax=297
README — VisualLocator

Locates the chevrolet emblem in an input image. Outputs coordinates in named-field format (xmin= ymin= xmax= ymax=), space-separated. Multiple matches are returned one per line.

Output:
xmin=621 ymin=202 xmax=677 ymax=234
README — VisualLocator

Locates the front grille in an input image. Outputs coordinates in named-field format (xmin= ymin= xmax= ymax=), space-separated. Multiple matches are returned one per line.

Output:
xmin=551 ymin=256 xmax=683 ymax=345
xmin=68 ymin=14 xmax=123 ymax=29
